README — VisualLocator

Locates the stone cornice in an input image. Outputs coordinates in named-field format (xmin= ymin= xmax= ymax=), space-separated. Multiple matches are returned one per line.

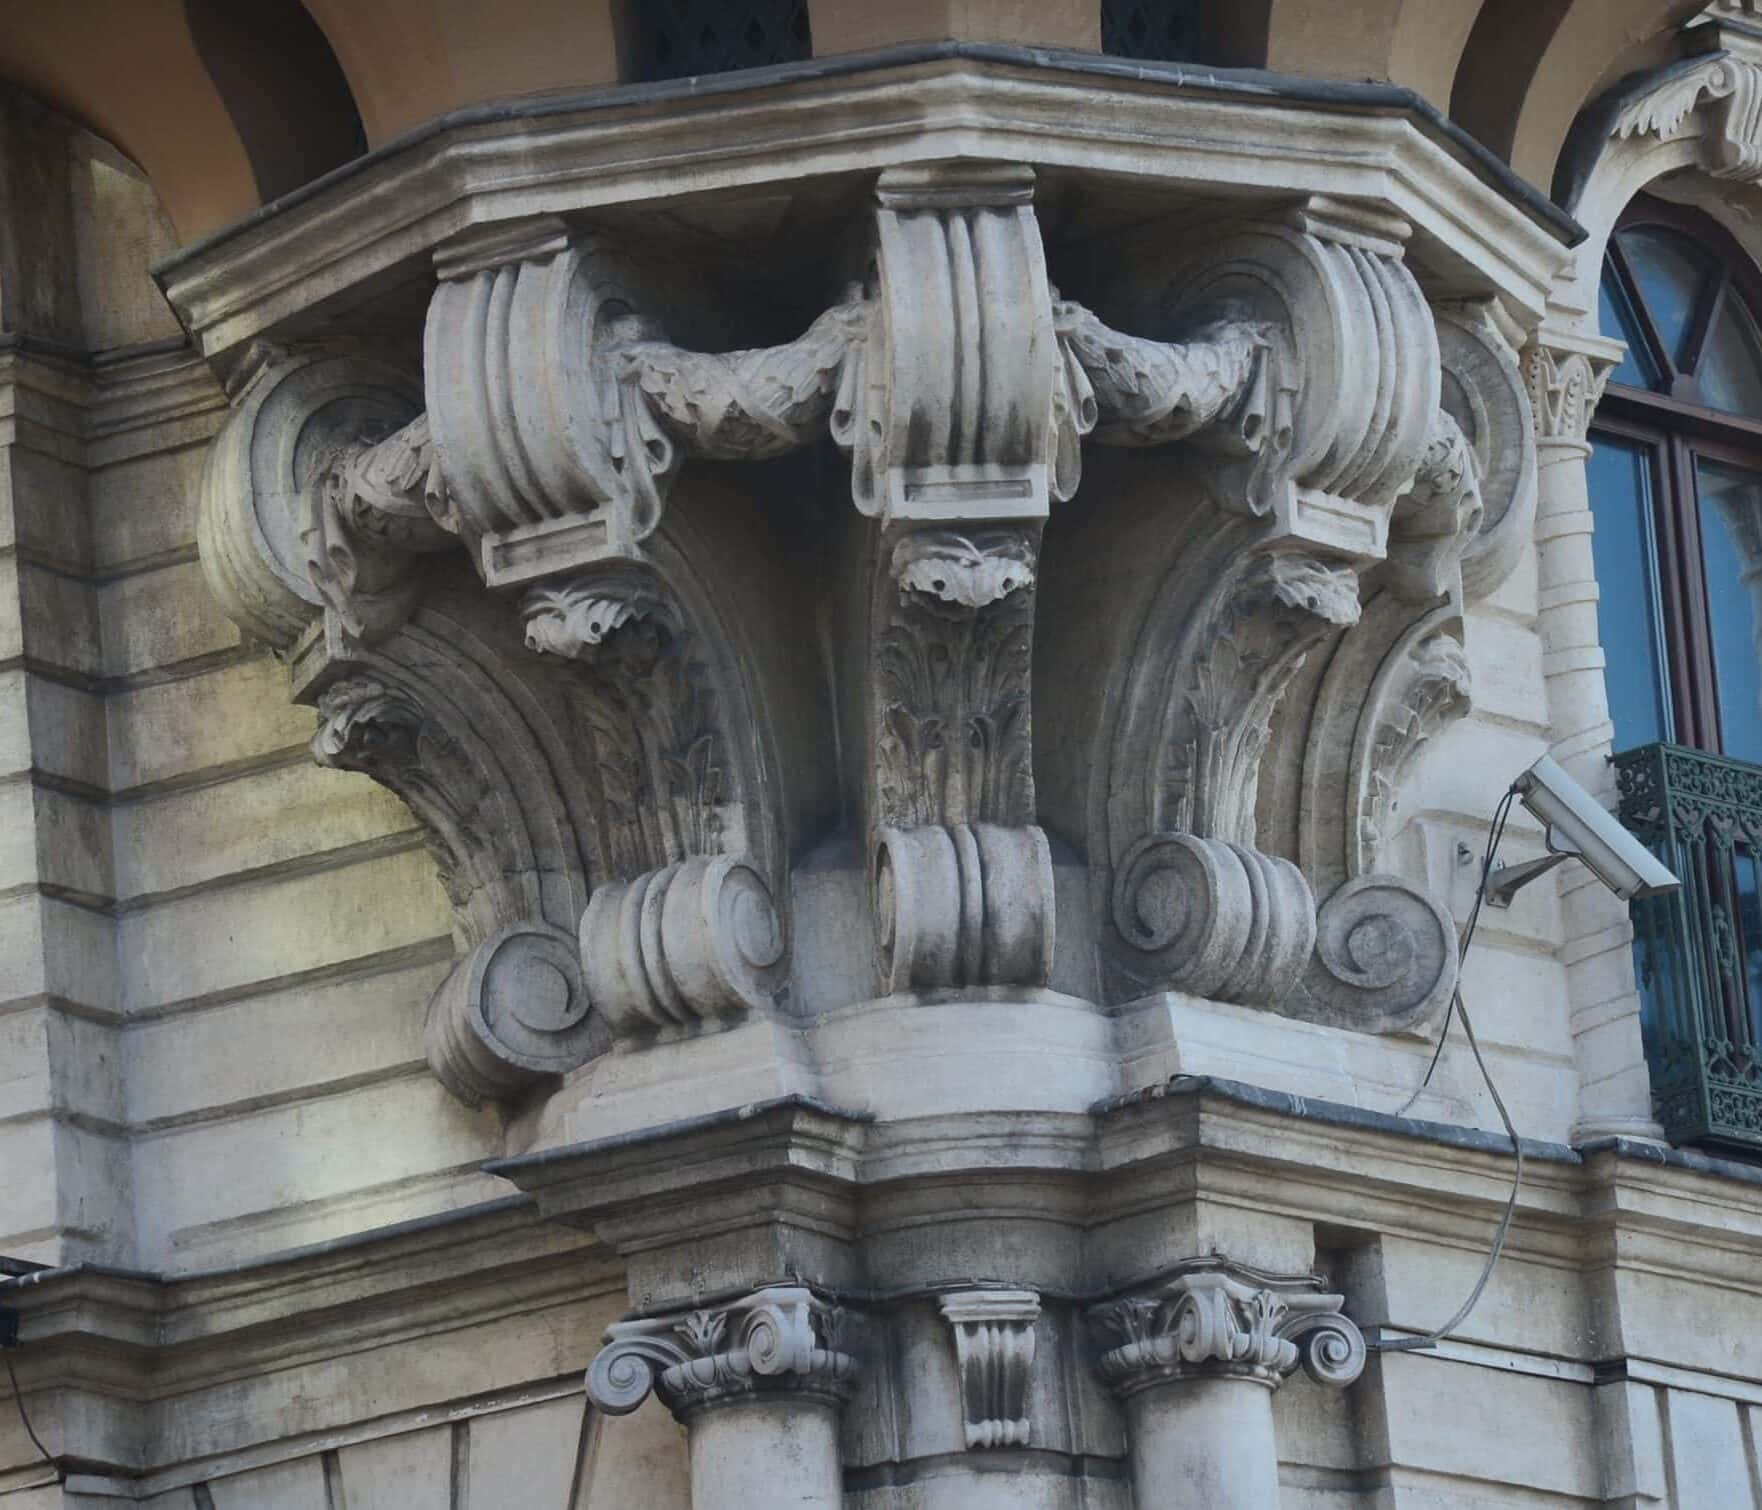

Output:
xmin=155 ymin=49 xmax=1575 ymax=360
xmin=0 ymin=338 xmax=224 ymax=465
xmin=487 ymin=1083 xmax=1762 ymax=1301
xmin=0 ymin=1197 xmax=615 ymax=1402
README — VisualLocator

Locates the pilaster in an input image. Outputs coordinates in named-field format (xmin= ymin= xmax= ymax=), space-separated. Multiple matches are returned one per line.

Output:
xmin=1523 ymin=323 xmax=1665 ymax=1142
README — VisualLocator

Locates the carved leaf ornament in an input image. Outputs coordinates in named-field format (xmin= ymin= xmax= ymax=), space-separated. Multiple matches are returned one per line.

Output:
xmin=197 ymin=167 xmax=1513 ymax=1106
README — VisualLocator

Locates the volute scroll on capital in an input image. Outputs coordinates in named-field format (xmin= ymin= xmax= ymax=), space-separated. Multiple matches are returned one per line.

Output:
xmin=587 ymin=1287 xmax=861 ymax=1422
xmin=1090 ymin=1260 xmax=1367 ymax=1397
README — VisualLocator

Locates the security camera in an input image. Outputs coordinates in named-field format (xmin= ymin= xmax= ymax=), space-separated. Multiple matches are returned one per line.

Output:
xmin=1486 ymin=754 xmax=1680 ymax=908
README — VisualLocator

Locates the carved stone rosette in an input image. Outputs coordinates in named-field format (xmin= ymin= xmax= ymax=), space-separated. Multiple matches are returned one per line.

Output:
xmin=587 ymin=1288 xmax=860 ymax=1423
xmin=938 ymin=1289 xmax=1041 ymax=1450
xmin=1090 ymin=1261 xmax=1366 ymax=1397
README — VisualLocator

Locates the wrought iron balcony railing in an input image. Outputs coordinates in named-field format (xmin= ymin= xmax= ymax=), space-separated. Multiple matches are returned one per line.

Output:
xmin=1614 ymin=741 xmax=1762 ymax=1151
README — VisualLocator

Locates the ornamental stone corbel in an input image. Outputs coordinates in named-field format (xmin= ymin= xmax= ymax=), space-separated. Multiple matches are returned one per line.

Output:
xmin=1090 ymin=1259 xmax=1365 ymax=1510
xmin=199 ymin=340 xmax=791 ymax=1099
xmin=1090 ymin=200 xmax=1506 ymax=1031
xmin=938 ymin=1289 xmax=1040 ymax=1450
xmin=587 ymin=1287 xmax=859 ymax=1510
xmin=857 ymin=164 xmax=1065 ymax=994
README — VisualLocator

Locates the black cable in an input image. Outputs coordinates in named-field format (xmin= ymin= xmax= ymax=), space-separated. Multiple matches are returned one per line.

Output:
xmin=1395 ymin=786 xmax=1519 ymax=1118
xmin=1375 ymin=782 xmax=1525 ymax=1354
xmin=3 ymin=1350 xmax=58 ymax=1480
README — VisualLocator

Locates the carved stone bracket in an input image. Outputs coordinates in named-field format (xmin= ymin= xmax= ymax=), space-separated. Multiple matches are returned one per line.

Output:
xmin=587 ymin=1287 xmax=860 ymax=1423
xmin=1090 ymin=201 xmax=1493 ymax=1031
xmin=938 ymin=1289 xmax=1040 ymax=1450
xmin=1609 ymin=48 xmax=1762 ymax=183
xmin=579 ymin=855 xmax=785 ymax=1041
xmin=1089 ymin=1260 xmax=1366 ymax=1397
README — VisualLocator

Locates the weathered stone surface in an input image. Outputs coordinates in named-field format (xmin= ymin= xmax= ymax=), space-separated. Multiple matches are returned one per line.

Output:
xmin=10 ymin=26 xmax=1762 ymax=1510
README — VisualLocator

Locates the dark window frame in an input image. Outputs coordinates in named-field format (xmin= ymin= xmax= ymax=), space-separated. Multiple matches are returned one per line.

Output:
xmin=1597 ymin=196 xmax=1762 ymax=758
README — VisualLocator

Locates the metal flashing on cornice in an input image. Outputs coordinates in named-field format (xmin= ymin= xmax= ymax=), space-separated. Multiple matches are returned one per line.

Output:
xmin=1577 ymin=1133 xmax=1762 ymax=1190
xmin=483 ymin=1093 xmax=872 ymax=1182
xmin=1096 ymin=1073 xmax=1585 ymax=1166
xmin=0 ymin=1193 xmax=537 ymax=1296
xmin=153 ymin=45 xmax=1582 ymax=361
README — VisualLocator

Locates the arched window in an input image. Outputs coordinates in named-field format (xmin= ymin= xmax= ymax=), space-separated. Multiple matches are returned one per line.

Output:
xmin=1100 ymin=0 xmax=1200 ymax=60
xmin=1592 ymin=199 xmax=1762 ymax=764
xmin=626 ymin=0 xmax=811 ymax=83
xmin=1594 ymin=198 xmax=1762 ymax=1149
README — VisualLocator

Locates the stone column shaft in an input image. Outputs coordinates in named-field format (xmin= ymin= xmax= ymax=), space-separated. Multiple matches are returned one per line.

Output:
xmin=1126 ymin=1378 xmax=1281 ymax=1508
xmin=687 ymin=1398 xmax=844 ymax=1510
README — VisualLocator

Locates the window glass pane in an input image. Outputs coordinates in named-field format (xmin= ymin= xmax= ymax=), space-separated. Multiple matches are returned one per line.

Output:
xmin=1619 ymin=226 xmax=1715 ymax=369
xmin=1697 ymin=458 xmax=1762 ymax=764
xmin=1588 ymin=434 xmax=1673 ymax=750
xmin=1599 ymin=264 xmax=1659 ymax=389
xmin=1698 ymin=291 xmax=1762 ymax=417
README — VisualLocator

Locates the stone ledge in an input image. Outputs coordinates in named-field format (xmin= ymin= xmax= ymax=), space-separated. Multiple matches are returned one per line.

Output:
xmin=155 ymin=44 xmax=1578 ymax=360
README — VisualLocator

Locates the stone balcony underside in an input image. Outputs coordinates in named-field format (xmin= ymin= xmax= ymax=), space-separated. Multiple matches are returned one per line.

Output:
xmin=182 ymin=55 xmax=1561 ymax=1157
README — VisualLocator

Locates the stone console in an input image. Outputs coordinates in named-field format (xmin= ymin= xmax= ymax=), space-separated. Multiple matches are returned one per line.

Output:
xmin=180 ymin=68 xmax=1559 ymax=1506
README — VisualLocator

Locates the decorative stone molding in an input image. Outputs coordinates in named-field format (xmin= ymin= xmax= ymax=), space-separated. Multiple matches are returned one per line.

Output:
xmin=1088 ymin=200 xmax=1497 ymax=1030
xmin=519 ymin=570 xmax=662 ymax=659
xmin=579 ymin=855 xmax=786 ymax=1040
xmin=852 ymin=163 xmax=1070 ymax=521
xmin=1287 ymin=871 xmax=1459 ymax=1034
xmin=1435 ymin=299 xmax=1537 ymax=600
xmin=1522 ymin=333 xmax=1617 ymax=456
xmin=1112 ymin=834 xmax=1317 ymax=1005
xmin=307 ymin=412 xmax=457 ymax=645
xmin=198 ymin=349 xmax=423 ymax=650
xmin=1611 ymin=51 xmax=1762 ymax=183
xmin=1090 ymin=1261 xmax=1366 ymax=1396
xmin=1358 ymin=625 xmax=1475 ymax=870
xmin=1160 ymin=551 xmax=1362 ymax=848
xmin=874 ymin=824 xmax=1054 ymax=993
xmin=423 ymin=921 xmax=596 ymax=1104
xmin=938 ymin=1289 xmax=1040 ymax=1450
xmin=587 ymin=1287 xmax=859 ymax=1422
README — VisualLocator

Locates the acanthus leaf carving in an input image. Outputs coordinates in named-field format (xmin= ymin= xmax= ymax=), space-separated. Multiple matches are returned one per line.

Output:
xmin=1609 ymin=50 xmax=1762 ymax=181
xmin=1160 ymin=551 xmax=1361 ymax=846
xmin=1613 ymin=55 xmax=1739 ymax=142
xmin=1358 ymin=628 xmax=1473 ymax=870
xmin=873 ymin=529 xmax=1037 ymax=834
xmin=521 ymin=570 xmax=663 ymax=661
xmin=1522 ymin=337 xmax=1616 ymax=450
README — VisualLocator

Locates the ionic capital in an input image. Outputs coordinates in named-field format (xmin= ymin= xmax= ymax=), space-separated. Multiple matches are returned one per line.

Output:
xmin=1090 ymin=1260 xmax=1366 ymax=1397
xmin=587 ymin=1287 xmax=860 ymax=1423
